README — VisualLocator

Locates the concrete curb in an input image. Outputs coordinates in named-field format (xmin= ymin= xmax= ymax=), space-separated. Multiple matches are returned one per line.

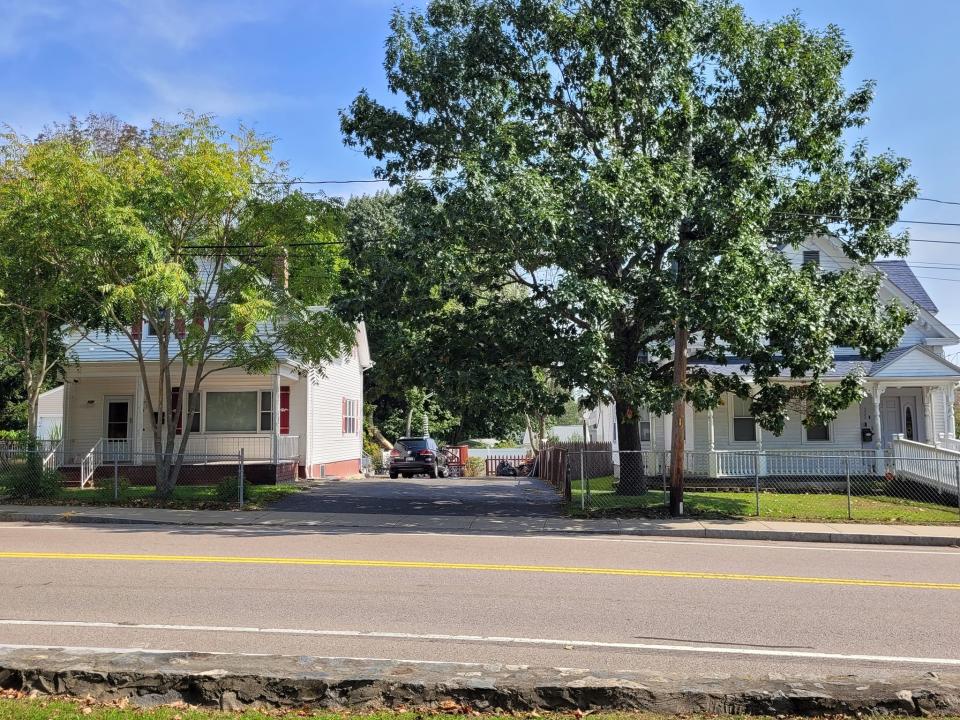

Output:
xmin=2 ymin=508 xmax=960 ymax=546
xmin=1 ymin=646 xmax=959 ymax=715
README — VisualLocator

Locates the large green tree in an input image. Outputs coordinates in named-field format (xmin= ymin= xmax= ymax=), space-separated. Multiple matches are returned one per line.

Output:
xmin=337 ymin=190 xmax=566 ymax=446
xmin=343 ymin=0 xmax=916 ymax=509
xmin=30 ymin=115 xmax=352 ymax=496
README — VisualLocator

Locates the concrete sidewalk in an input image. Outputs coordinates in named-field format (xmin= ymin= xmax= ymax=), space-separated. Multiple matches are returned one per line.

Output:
xmin=1 ymin=503 xmax=959 ymax=546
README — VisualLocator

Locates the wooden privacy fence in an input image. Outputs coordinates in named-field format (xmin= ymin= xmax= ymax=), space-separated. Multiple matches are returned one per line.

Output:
xmin=537 ymin=447 xmax=570 ymax=500
xmin=552 ymin=440 xmax=613 ymax=479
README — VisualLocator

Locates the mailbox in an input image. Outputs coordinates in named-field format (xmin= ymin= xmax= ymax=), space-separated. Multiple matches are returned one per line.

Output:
xmin=861 ymin=427 xmax=874 ymax=443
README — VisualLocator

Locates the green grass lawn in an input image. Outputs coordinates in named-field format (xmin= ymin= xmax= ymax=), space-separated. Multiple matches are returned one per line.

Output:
xmin=6 ymin=698 xmax=944 ymax=720
xmin=569 ymin=475 xmax=960 ymax=523
xmin=0 ymin=484 xmax=299 ymax=510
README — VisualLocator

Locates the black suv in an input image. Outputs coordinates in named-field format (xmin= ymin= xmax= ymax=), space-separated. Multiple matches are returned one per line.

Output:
xmin=389 ymin=437 xmax=449 ymax=479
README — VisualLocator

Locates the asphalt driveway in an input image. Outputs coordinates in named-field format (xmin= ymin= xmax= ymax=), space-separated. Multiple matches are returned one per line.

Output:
xmin=270 ymin=475 xmax=562 ymax=517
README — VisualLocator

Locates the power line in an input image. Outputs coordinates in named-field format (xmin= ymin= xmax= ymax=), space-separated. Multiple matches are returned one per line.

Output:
xmin=271 ymin=176 xmax=960 ymax=207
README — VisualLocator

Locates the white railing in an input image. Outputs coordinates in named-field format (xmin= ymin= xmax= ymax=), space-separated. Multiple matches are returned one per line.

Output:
xmin=937 ymin=434 xmax=960 ymax=453
xmin=713 ymin=449 xmax=877 ymax=478
xmin=104 ymin=438 xmax=130 ymax=463
xmin=41 ymin=440 xmax=64 ymax=472
xmin=139 ymin=434 xmax=301 ymax=461
xmin=892 ymin=435 xmax=960 ymax=494
xmin=80 ymin=439 xmax=103 ymax=488
xmin=277 ymin=434 xmax=300 ymax=460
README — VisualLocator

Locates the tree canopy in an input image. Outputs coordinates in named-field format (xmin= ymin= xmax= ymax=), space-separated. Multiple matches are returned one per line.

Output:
xmin=342 ymin=0 xmax=917 ymax=503
xmin=14 ymin=114 xmax=352 ymax=494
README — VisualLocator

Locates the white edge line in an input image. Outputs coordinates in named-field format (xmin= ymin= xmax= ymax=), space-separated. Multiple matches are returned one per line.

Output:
xmin=1 ymin=619 xmax=958 ymax=667
xmin=1 ymin=523 xmax=958 ymax=555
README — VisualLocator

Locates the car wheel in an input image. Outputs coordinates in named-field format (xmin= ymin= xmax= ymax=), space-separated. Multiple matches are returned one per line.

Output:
xmin=389 ymin=471 xmax=398 ymax=479
xmin=427 ymin=464 xmax=438 ymax=479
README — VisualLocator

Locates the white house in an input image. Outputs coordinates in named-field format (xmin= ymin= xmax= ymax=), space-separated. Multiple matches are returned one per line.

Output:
xmin=591 ymin=235 xmax=960 ymax=480
xmin=50 ymin=320 xmax=372 ymax=485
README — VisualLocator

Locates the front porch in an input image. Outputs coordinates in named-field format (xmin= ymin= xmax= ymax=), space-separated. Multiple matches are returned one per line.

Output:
xmin=624 ymin=376 xmax=958 ymax=483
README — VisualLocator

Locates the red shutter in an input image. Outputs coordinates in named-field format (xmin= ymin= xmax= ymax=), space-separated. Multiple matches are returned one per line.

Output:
xmin=280 ymin=386 xmax=290 ymax=435
xmin=131 ymin=321 xmax=142 ymax=340
xmin=175 ymin=317 xmax=186 ymax=339
xmin=171 ymin=387 xmax=182 ymax=433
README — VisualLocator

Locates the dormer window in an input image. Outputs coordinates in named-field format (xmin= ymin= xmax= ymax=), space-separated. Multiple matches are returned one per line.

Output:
xmin=802 ymin=250 xmax=820 ymax=267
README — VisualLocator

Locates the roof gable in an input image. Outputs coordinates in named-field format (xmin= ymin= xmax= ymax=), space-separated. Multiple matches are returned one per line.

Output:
xmin=870 ymin=345 xmax=960 ymax=379
xmin=873 ymin=260 xmax=938 ymax=313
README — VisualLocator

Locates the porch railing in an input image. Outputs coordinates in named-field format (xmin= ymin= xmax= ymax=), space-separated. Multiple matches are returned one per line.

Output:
xmin=80 ymin=439 xmax=103 ymax=488
xmin=41 ymin=440 xmax=64 ymax=472
xmin=713 ymin=449 xmax=876 ymax=477
xmin=113 ymin=434 xmax=301 ymax=462
xmin=937 ymin=434 xmax=960 ymax=453
xmin=891 ymin=435 xmax=960 ymax=494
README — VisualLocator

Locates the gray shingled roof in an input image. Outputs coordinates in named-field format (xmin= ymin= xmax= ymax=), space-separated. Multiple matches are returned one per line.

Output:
xmin=874 ymin=260 xmax=938 ymax=313
xmin=691 ymin=344 xmax=960 ymax=380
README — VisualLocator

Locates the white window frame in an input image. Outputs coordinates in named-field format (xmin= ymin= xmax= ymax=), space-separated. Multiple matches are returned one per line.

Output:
xmin=728 ymin=395 xmax=757 ymax=443
xmin=202 ymin=389 xmax=273 ymax=434
xmin=342 ymin=398 xmax=359 ymax=436
xmin=801 ymin=417 xmax=834 ymax=444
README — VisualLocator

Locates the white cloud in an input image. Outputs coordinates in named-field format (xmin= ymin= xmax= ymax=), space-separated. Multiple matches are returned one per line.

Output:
xmin=137 ymin=70 xmax=299 ymax=119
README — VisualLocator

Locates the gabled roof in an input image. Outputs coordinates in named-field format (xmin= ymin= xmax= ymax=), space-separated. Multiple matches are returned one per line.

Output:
xmin=691 ymin=344 xmax=960 ymax=382
xmin=873 ymin=260 xmax=938 ymax=313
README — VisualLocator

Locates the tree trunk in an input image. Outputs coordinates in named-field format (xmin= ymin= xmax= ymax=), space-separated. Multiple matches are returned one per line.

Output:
xmin=615 ymin=399 xmax=646 ymax=495
xmin=669 ymin=322 xmax=690 ymax=516
xmin=372 ymin=425 xmax=394 ymax=451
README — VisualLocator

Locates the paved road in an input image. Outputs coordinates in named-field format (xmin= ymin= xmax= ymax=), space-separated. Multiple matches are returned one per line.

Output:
xmin=0 ymin=522 xmax=958 ymax=677
xmin=270 ymin=475 xmax=562 ymax=516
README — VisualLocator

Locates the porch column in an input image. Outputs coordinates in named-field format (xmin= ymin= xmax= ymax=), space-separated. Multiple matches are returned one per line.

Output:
xmin=706 ymin=407 xmax=718 ymax=478
xmin=271 ymin=368 xmax=281 ymax=464
xmin=133 ymin=373 xmax=144 ymax=465
xmin=61 ymin=377 xmax=70 ymax=462
xmin=756 ymin=422 xmax=766 ymax=476
xmin=923 ymin=386 xmax=936 ymax=445
xmin=872 ymin=384 xmax=884 ymax=460
xmin=948 ymin=384 xmax=957 ymax=439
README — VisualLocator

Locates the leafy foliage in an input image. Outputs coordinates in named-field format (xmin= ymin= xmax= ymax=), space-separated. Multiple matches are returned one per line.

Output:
xmin=342 ymin=0 xmax=917 ymax=462
xmin=14 ymin=114 xmax=353 ymax=496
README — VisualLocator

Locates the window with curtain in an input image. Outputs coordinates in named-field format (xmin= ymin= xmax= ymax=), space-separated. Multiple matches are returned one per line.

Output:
xmin=205 ymin=392 xmax=258 ymax=432
xmin=732 ymin=396 xmax=756 ymax=442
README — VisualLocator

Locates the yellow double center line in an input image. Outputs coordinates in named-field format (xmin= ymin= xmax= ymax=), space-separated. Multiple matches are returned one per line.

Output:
xmin=1 ymin=551 xmax=957 ymax=590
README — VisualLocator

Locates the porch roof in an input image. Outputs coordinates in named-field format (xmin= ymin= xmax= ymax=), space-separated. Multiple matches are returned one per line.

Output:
xmin=691 ymin=344 xmax=960 ymax=382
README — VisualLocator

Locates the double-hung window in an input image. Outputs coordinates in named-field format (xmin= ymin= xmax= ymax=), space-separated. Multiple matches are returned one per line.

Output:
xmin=732 ymin=396 xmax=757 ymax=442
xmin=342 ymin=398 xmax=359 ymax=435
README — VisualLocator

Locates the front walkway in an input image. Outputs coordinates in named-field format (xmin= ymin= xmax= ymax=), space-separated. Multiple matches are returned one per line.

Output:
xmin=268 ymin=475 xmax=562 ymax=517
xmin=1 ymin=503 xmax=958 ymax=546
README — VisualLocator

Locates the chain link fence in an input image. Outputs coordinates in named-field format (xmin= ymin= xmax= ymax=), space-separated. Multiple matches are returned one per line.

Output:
xmin=0 ymin=445 xmax=300 ymax=508
xmin=564 ymin=449 xmax=960 ymax=522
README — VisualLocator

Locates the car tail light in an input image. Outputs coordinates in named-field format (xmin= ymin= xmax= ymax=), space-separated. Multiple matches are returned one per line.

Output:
xmin=418 ymin=450 xmax=435 ymax=458
xmin=389 ymin=448 xmax=400 ymax=457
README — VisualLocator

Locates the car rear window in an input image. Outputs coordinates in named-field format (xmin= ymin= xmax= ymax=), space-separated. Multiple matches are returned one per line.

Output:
xmin=396 ymin=438 xmax=430 ymax=452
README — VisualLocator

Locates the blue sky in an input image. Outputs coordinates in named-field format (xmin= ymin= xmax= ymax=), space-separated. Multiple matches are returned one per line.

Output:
xmin=3 ymin=0 xmax=960 ymax=343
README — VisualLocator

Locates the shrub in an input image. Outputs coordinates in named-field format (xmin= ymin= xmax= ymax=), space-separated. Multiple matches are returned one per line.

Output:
xmin=93 ymin=474 xmax=130 ymax=497
xmin=0 ymin=429 xmax=26 ymax=442
xmin=215 ymin=475 xmax=252 ymax=503
xmin=1 ymin=466 xmax=61 ymax=499
xmin=465 ymin=457 xmax=485 ymax=477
